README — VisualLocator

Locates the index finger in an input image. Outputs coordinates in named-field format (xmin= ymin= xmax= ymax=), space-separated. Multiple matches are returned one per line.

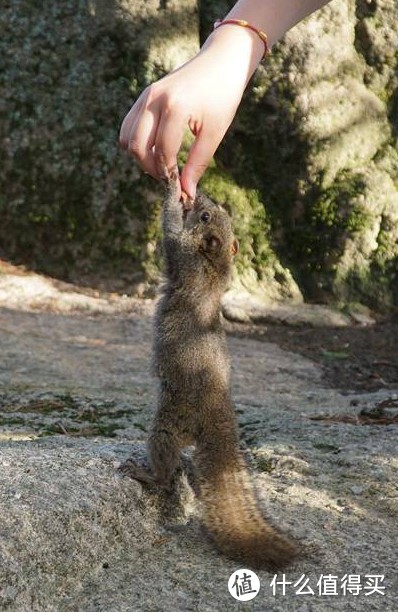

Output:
xmin=180 ymin=124 xmax=225 ymax=198
xmin=119 ymin=96 xmax=144 ymax=151
xmin=152 ymin=104 xmax=187 ymax=179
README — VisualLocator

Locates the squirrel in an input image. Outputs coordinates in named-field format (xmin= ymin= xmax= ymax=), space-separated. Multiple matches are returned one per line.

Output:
xmin=123 ymin=174 xmax=299 ymax=569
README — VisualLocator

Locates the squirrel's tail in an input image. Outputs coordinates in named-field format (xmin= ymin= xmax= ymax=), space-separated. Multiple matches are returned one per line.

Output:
xmin=196 ymin=453 xmax=299 ymax=569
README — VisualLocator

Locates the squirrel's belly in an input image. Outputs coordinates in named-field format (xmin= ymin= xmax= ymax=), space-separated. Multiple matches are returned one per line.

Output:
xmin=156 ymin=335 xmax=230 ymax=388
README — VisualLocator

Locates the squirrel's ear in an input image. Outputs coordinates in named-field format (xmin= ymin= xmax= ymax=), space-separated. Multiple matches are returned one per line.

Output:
xmin=231 ymin=239 xmax=239 ymax=257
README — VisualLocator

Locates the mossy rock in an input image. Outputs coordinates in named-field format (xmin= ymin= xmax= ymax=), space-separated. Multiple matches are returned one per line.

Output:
xmin=1 ymin=0 xmax=398 ymax=308
xmin=200 ymin=163 xmax=301 ymax=302
xmin=208 ymin=0 xmax=398 ymax=309
xmin=0 ymin=0 xmax=198 ymax=289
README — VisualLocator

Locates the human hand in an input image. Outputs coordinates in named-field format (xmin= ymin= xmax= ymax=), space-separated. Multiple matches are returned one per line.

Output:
xmin=119 ymin=25 xmax=263 ymax=199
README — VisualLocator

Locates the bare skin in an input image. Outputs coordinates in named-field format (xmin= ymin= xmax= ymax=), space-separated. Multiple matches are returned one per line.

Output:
xmin=119 ymin=0 xmax=331 ymax=199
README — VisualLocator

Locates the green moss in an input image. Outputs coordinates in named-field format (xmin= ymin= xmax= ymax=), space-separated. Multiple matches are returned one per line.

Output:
xmin=0 ymin=1 xmax=195 ymax=288
xmin=272 ymin=170 xmax=373 ymax=297
xmin=1 ymin=0 xmax=398 ymax=309
xmin=140 ymin=194 xmax=163 ymax=283
xmin=313 ymin=442 xmax=340 ymax=453
xmin=0 ymin=416 xmax=27 ymax=427
xmin=254 ymin=455 xmax=276 ymax=474
xmin=310 ymin=172 xmax=371 ymax=234
xmin=40 ymin=422 xmax=121 ymax=438
xmin=200 ymin=163 xmax=275 ymax=276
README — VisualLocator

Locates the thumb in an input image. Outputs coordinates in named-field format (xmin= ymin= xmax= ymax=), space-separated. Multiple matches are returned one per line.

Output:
xmin=180 ymin=127 xmax=224 ymax=199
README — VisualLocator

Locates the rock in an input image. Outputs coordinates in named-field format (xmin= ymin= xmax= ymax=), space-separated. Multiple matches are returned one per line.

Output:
xmin=1 ymin=0 xmax=397 ymax=309
xmin=0 ymin=0 xmax=199 ymax=287
xmin=205 ymin=0 xmax=398 ymax=310
xmin=350 ymin=485 xmax=365 ymax=495
xmin=0 ymin=302 xmax=398 ymax=610
xmin=222 ymin=288 xmax=353 ymax=327
xmin=0 ymin=438 xmax=158 ymax=610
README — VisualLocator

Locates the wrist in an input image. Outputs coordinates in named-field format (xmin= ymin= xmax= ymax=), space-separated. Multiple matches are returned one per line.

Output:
xmin=201 ymin=24 xmax=264 ymax=86
xmin=214 ymin=19 xmax=269 ymax=59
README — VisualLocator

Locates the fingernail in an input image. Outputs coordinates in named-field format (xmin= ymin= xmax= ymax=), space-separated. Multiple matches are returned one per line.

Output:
xmin=185 ymin=180 xmax=196 ymax=200
xmin=182 ymin=193 xmax=194 ymax=210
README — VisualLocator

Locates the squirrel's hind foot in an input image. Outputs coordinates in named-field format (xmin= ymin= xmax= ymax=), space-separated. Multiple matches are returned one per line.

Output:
xmin=118 ymin=457 xmax=158 ymax=487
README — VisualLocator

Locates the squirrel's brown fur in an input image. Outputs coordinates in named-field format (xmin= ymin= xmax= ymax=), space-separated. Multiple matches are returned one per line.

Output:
xmin=127 ymin=176 xmax=299 ymax=569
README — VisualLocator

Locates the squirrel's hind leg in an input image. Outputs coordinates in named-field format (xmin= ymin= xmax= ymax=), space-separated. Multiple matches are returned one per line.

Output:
xmin=118 ymin=430 xmax=181 ymax=493
xmin=148 ymin=428 xmax=182 ymax=491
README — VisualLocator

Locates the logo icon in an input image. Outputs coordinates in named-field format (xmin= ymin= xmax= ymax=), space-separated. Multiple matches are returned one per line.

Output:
xmin=228 ymin=569 xmax=260 ymax=601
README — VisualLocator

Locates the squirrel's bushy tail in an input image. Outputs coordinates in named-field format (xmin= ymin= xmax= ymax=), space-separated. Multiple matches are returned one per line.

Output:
xmin=197 ymin=457 xmax=299 ymax=569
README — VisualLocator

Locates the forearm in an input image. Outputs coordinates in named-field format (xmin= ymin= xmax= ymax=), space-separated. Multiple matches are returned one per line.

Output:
xmin=203 ymin=0 xmax=332 ymax=85
xmin=120 ymin=0 xmax=333 ymax=197
xmin=226 ymin=0 xmax=332 ymax=47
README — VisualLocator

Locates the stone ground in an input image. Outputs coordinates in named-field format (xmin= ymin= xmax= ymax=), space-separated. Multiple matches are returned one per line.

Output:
xmin=0 ymin=264 xmax=397 ymax=611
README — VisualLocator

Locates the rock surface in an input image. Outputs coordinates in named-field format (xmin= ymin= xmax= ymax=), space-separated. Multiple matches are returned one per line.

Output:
xmin=1 ymin=0 xmax=397 ymax=307
xmin=210 ymin=0 xmax=398 ymax=308
xmin=0 ymin=272 xmax=397 ymax=611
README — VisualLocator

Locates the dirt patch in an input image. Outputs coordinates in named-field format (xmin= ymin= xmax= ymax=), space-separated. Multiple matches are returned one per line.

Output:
xmin=228 ymin=319 xmax=398 ymax=393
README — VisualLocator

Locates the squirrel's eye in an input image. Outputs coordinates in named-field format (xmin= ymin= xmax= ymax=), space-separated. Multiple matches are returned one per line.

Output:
xmin=200 ymin=211 xmax=210 ymax=223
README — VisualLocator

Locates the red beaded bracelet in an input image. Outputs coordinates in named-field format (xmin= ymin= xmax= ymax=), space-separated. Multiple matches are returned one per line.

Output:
xmin=213 ymin=18 xmax=270 ymax=59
